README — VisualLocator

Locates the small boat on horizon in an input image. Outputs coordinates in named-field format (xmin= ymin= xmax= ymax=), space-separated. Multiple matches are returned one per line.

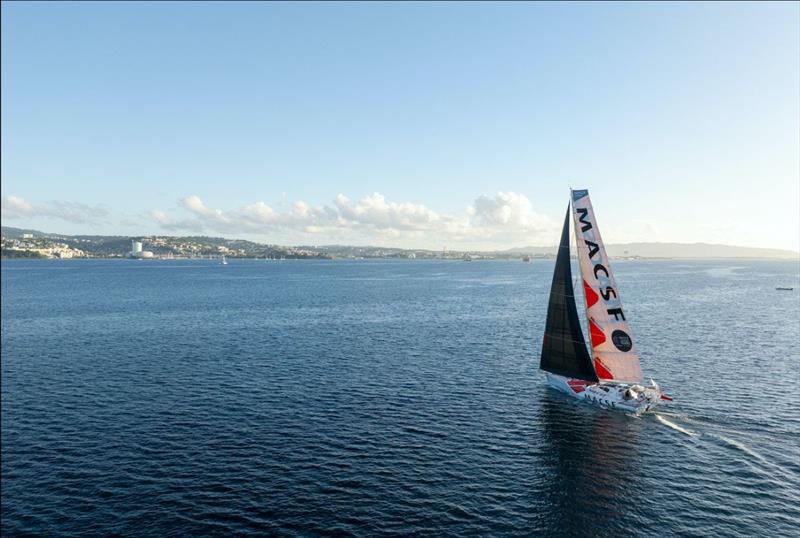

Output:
xmin=221 ymin=255 xmax=228 ymax=265
xmin=776 ymin=287 xmax=794 ymax=291
xmin=539 ymin=189 xmax=670 ymax=415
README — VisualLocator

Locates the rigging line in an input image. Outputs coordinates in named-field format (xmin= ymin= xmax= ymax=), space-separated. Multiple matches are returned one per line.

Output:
xmin=542 ymin=334 xmax=591 ymax=346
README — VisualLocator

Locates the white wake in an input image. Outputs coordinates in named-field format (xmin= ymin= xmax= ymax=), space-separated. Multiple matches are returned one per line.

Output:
xmin=711 ymin=433 xmax=798 ymax=485
xmin=655 ymin=414 xmax=697 ymax=436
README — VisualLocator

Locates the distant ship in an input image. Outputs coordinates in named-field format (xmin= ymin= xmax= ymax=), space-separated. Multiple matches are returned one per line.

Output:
xmin=776 ymin=287 xmax=793 ymax=291
xmin=540 ymin=189 xmax=670 ymax=414
xmin=221 ymin=255 xmax=228 ymax=265
xmin=522 ymin=255 xmax=531 ymax=262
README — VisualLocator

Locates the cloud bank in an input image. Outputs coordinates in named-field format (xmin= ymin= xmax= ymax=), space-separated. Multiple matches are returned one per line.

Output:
xmin=1 ymin=195 xmax=109 ymax=224
xmin=149 ymin=192 xmax=559 ymax=248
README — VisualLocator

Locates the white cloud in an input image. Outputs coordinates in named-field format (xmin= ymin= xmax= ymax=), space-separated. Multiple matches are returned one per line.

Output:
xmin=1 ymin=195 xmax=34 ymax=217
xmin=470 ymin=192 xmax=550 ymax=230
xmin=1 ymin=195 xmax=109 ymax=224
xmin=181 ymin=195 xmax=229 ymax=224
xmin=147 ymin=192 xmax=558 ymax=248
xmin=334 ymin=193 xmax=444 ymax=231
xmin=148 ymin=209 xmax=173 ymax=225
xmin=145 ymin=208 xmax=202 ymax=232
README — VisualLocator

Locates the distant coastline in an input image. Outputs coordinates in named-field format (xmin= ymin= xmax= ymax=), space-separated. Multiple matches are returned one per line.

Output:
xmin=2 ymin=226 xmax=798 ymax=261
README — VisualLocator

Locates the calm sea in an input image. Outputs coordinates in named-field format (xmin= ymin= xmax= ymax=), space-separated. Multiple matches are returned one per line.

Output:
xmin=2 ymin=258 xmax=799 ymax=536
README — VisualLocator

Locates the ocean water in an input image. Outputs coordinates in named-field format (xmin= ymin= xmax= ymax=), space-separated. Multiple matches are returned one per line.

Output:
xmin=2 ymin=258 xmax=799 ymax=536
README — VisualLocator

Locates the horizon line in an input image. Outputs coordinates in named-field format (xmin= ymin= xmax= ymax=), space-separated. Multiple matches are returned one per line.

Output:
xmin=2 ymin=225 xmax=799 ymax=255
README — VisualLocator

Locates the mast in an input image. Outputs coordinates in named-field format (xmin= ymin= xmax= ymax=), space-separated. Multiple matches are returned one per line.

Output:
xmin=539 ymin=206 xmax=599 ymax=382
xmin=570 ymin=189 xmax=643 ymax=383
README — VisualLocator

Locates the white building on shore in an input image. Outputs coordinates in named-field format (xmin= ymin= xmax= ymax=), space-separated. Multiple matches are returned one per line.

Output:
xmin=128 ymin=239 xmax=154 ymax=258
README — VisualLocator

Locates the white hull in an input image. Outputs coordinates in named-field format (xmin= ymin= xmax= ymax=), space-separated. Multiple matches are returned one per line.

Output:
xmin=546 ymin=373 xmax=663 ymax=415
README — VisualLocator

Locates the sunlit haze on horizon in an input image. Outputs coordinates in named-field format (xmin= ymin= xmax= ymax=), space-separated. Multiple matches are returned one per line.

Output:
xmin=1 ymin=2 xmax=798 ymax=251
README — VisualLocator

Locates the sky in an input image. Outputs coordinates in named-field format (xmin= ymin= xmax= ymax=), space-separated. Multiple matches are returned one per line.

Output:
xmin=2 ymin=1 xmax=799 ymax=250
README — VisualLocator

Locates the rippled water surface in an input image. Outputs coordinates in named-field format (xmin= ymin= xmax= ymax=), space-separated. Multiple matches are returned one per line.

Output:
xmin=2 ymin=258 xmax=799 ymax=536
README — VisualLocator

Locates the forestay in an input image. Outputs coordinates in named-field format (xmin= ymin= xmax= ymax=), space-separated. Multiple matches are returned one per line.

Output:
xmin=571 ymin=189 xmax=644 ymax=382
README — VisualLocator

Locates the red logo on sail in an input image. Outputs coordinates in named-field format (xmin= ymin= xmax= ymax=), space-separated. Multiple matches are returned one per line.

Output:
xmin=589 ymin=319 xmax=606 ymax=348
xmin=594 ymin=358 xmax=614 ymax=379
xmin=583 ymin=280 xmax=599 ymax=308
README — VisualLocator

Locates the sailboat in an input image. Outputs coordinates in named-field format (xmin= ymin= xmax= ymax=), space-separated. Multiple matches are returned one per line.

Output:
xmin=540 ymin=189 xmax=670 ymax=414
xmin=221 ymin=255 xmax=228 ymax=265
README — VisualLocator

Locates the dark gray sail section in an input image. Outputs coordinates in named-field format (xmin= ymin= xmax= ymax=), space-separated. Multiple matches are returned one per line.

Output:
xmin=539 ymin=205 xmax=599 ymax=381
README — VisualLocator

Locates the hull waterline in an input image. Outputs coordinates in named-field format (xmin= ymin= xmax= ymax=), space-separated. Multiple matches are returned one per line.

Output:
xmin=546 ymin=373 xmax=663 ymax=415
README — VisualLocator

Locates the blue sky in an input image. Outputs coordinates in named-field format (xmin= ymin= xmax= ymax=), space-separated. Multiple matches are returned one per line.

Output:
xmin=2 ymin=1 xmax=798 ymax=250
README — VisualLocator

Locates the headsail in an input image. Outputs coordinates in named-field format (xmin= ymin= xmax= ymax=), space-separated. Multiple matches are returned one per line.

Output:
xmin=570 ymin=189 xmax=643 ymax=383
xmin=540 ymin=206 xmax=599 ymax=382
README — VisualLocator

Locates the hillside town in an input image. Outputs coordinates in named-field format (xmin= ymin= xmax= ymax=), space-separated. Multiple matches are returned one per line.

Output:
xmin=3 ymin=226 xmax=794 ymax=261
xmin=0 ymin=227 xmax=536 ymax=261
xmin=1 ymin=229 xmax=332 ymax=260
xmin=1 ymin=233 xmax=87 ymax=259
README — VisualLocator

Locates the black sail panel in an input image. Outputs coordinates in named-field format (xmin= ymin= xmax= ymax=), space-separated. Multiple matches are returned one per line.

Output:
xmin=539 ymin=205 xmax=598 ymax=381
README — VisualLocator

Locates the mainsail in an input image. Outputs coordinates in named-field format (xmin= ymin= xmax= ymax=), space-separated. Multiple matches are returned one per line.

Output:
xmin=540 ymin=206 xmax=599 ymax=382
xmin=570 ymin=189 xmax=643 ymax=382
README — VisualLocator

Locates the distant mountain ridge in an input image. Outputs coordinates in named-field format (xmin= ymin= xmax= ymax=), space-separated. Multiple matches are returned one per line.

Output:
xmin=2 ymin=226 xmax=797 ymax=259
xmin=503 ymin=242 xmax=798 ymax=259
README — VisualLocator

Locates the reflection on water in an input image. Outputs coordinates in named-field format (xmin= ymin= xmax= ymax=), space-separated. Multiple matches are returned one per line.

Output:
xmin=539 ymin=391 xmax=645 ymax=535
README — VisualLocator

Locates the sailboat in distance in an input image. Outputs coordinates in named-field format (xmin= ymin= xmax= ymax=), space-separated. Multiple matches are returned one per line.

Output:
xmin=540 ymin=189 xmax=671 ymax=414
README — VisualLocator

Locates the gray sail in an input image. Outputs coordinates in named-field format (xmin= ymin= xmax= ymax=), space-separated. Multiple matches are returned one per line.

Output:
xmin=539 ymin=205 xmax=598 ymax=382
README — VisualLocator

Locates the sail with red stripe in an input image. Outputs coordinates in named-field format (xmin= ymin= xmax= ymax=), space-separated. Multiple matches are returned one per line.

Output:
xmin=571 ymin=189 xmax=643 ymax=383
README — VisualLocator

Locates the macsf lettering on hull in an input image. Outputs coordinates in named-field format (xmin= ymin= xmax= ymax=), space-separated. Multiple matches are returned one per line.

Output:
xmin=571 ymin=189 xmax=643 ymax=382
